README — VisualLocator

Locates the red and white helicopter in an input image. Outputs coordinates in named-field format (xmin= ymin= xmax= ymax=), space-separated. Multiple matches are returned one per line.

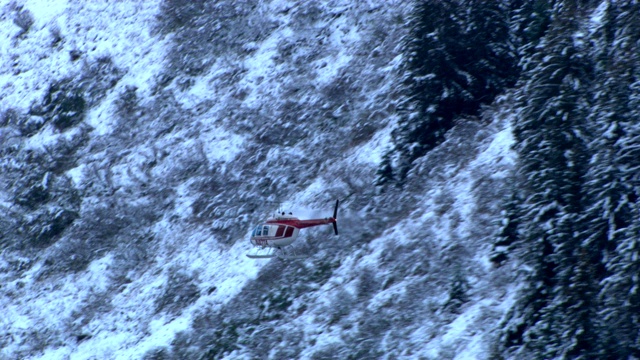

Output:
xmin=246 ymin=200 xmax=339 ymax=259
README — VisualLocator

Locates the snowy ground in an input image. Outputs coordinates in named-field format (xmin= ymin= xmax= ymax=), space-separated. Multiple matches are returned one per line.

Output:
xmin=0 ymin=1 xmax=520 ymax=359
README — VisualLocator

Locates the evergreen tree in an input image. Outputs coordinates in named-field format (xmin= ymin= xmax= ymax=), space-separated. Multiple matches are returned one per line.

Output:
xmin=490 ymin=191 xmax=522 ymax=266
xmin=499 ymin=1 xmax=598 ymax=358
xmin=381 ymin=0 xmax=518 ymax=183
xmin=593 ymin=1 xmax=640 ymax=356
xmin=509 ymin=0 xmax=556 ymax=72
xmin=490 ymin=0 xmax=557 ymax=268
xmin=389 ymin=0 xmax=463 ymax=182
xmin=498 ymin=0 xmax=640 ymax=358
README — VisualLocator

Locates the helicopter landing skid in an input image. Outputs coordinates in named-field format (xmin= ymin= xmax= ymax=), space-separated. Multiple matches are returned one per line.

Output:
xmin=246 ymin=246 xmax=277 ymax=259
xmin=246 ymin=246 xmax=307 ymax=260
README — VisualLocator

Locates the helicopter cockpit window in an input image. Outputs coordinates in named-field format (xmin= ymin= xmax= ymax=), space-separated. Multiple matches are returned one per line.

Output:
xmin=253 ymin=225 xmax=262 ymax=236
xmin=262 ymin=225 xmax=270 ymax=236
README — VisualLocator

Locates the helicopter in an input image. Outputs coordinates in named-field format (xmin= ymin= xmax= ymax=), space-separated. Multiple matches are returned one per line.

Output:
xmin=246 ymin=200 xmax=339 ymax=259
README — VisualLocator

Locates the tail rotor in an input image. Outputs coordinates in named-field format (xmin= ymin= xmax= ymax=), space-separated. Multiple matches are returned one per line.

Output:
xmin=332 ymin=199 xmax=339 ymax=235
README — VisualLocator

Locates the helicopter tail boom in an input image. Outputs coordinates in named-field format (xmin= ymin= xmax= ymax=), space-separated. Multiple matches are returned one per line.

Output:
xmin=283 ymin=200 xmax=339 ymax=235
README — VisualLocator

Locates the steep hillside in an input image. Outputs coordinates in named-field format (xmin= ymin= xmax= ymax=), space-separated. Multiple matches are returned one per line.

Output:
xmin=0 ymin=1 xmax=517 ymax=358
xmin=3 ymin=0 xmax=637 ymax=359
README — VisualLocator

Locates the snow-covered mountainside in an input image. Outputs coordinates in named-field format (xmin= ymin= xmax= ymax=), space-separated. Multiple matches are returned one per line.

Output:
xmin=3 ymin=0 xmax=637 ymax=359
xmin=0 ymin=1 xmax=511 ymax=358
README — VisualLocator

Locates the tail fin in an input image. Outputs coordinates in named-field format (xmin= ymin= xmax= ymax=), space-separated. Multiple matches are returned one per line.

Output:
xmin=332 ymin=199 xmax=339 ymax=235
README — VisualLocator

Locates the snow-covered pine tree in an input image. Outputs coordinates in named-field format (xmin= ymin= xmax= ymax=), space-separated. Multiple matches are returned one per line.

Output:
xmin=381 ymin=0 xmax=517 ymax=184
xmin=498 ymin=1 xmax=597 ymax=358
xmin=387 ymin=0 xmax=462 ymax=183
xmin=489 ymin=0 xmax=558 ymax=268
xmin=594 ymin=1 xmax=640 ymax=356
xmin=509 ymin=0 xmax=556 ymax=70
xmin=490 ymin=191 xmax=522 ymax=266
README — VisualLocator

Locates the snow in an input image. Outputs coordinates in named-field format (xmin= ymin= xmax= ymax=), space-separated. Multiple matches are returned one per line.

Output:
xmin=312 ymin=17 xmax=357 ymax=85
xmin=308 ymin=118 xmax=516 ymax=359
xmin=21 ymin=0 xmax=68 ymax=24
xmin=9 ymin=228 xmax=263 ymax=360
xmin=0 ymin=0 xmax=521 ymax=358
xmin=0 ymin=0 xmax=167 ymax=135
xmin=201 ymin=126 xmax=246 ymax=164
xmin=241 ymin=29 xmax=289 ymax=106
xmin=352 ymin=125 xmax=393 ymax=165
xmin=590 ymin=0 xmax=608 ymax=27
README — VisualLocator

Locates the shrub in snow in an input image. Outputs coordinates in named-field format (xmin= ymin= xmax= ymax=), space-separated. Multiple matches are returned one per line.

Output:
xmin=258 ymin=287 xmax=294 ymax=321
xmin=40 ymin=81 xmax=86 ymax=131
xmin=81 ymin=56 xmax=124 ymax=105
xmin=142 ymin=347 xmax=171 ymax=360
xmin=0 ymin=108 xmax=20 ymax=127
xmin=12 ymin=176 xmax=80 ymax=251
xmin=309 ymin=344 xmax=348 ymax=360
xmin=25 ymin=206 xmax=79 ymax=248
xmin=356 ymin=267 xmax=381 ymax=301
xmin=14 ymin=176 xmax=50 ymax=208
xmin=32 ymin=57 xmax=123 ymax=133
xmin=350 ymin=308 xmax=389 ymax=358
xmin=155 ymin=267 xmax=200 ymax=316
xmin=42 ymin=128 xmax=91 ymax=174
xmin=158 ymin=0 xmax=277 ymax=76
xmin=444 ymin=267 xmax=470 ymax=314
xmin=16 ymin=115 xmax=46 ymax=137
xmin=13 ymin=9 xmax=34 ymax=34
xmin=327 ymin=289 xmax=355 ymax=326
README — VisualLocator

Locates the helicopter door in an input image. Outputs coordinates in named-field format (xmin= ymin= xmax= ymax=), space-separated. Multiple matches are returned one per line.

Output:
xmin=275 ymin=225 xmax=285 ymax=237
xmin=284 ymin=226 xmax=295 ymax=238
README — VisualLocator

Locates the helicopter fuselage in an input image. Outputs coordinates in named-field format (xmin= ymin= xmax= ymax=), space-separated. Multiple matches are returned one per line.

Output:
xmin=249 ymin=215 xmax=336 ymax=248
